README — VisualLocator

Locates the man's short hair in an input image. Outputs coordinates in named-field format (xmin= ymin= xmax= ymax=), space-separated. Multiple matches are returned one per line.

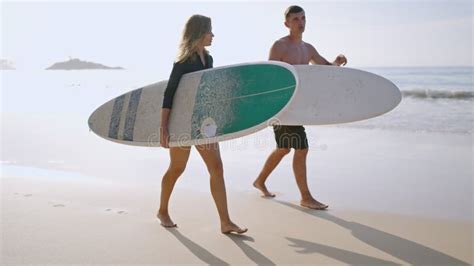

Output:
xmin=284 ymin=5 xmax=304 ymax=20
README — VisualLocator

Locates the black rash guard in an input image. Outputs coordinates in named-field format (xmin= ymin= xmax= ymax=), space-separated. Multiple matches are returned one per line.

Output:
xmin=162 ymin=53 xmax=213 ymax=109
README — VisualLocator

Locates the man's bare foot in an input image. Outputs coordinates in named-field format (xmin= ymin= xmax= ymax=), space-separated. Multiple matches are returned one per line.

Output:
xmin=157 ymin=212 xmax=177 ymax=227
xmin=221 ymin=222 xmax=248 ymax=234
xmin=300 ymin=199 xmax=329 ymax=210
xmin=253 ymin=181 xmax=276 ymax=197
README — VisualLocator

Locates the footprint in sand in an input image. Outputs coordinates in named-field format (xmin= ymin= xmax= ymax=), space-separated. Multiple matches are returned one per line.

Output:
xmin=47 ymin=201 xmax=67 ymax=208
xmin=104 ymin=208 xmax=128 ymax=215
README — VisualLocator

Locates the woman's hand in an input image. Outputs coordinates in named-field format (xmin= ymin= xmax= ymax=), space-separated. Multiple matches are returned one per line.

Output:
xmin=160 ymin=108 xmax=172 ymax=148
xmin=160 ymin=127 xmax=170 ymax=148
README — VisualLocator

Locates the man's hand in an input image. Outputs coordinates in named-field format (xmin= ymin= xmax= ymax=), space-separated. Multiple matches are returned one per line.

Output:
xmin=160 ymin=127 xmax=170 ymax=148
xmin=333 ymin=54 xmax=347 ymax=66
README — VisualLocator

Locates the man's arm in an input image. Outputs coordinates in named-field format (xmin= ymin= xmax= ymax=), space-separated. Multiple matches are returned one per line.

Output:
xmin=309 ymin=45 xmax=333 ymax=65
xmin=309 ymin=44 xmax=347 ymax=66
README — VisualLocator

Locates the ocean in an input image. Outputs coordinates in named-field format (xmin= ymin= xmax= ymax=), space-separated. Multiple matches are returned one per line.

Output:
xmin=351 ymin=66 xmax=473 ymax=134
xmin=2 ymin=66 xmax=472 ymax=135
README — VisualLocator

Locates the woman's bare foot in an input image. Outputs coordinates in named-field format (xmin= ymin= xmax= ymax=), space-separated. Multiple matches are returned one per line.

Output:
xmin=300 ymin=198 xmax=329 ymax=210
xmin=253 ymin=181 xmax=276 ymax=197
xmin=157 ymin=212 xmax=177 ymax=227
xmin=221 ymin=222 xmax=248 ymax=234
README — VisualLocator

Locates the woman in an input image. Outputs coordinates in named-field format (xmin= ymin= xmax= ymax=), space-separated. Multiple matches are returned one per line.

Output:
xmin=158 ymin=14 xmax=247 ymax=234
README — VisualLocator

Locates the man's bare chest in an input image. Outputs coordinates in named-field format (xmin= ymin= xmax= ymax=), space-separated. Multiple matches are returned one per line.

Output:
xmin=281 ymin=45 xmax=312 ymax=65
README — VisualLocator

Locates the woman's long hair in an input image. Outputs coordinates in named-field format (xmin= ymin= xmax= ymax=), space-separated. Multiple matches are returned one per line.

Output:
xmin=176 ymin=15 xmax=211 ymax=63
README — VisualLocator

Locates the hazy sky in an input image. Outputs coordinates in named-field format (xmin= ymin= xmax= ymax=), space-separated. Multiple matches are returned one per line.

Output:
xmin=1 ymin=0 xmax=472 ymax=74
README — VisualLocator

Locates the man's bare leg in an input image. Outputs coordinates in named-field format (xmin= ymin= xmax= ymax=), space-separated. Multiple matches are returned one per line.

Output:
xmin=293 ymin=148 xmax=328 ymax=210
xmin=253 ymin=148 xmax=291 ymax=197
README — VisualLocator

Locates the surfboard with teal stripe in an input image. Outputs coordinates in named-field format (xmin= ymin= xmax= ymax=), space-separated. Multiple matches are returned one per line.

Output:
xmin=88 ymin=61 xmax=297 ymax=147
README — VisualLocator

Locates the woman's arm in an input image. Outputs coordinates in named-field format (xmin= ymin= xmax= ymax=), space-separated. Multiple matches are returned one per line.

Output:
xmin=160 ymin=63 xmax=185 ymax=148
xmin=160 ymin=108 xmax=171 ymax=148
xmin=162 ymin=63 xmax=184 ymax=109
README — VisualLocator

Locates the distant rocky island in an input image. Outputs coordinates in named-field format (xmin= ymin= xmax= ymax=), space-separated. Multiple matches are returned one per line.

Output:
xmin=46 ymin=58 xmax=124 ymax=70
xmin=0 ymin=59 xmax=16 ymax=70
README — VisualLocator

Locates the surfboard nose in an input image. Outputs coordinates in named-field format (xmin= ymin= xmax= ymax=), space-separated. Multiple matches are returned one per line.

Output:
xmin=371 ymin=73 xmax=402 ymax=114
xmin=277 ymin=65 xmax=403 ymax=125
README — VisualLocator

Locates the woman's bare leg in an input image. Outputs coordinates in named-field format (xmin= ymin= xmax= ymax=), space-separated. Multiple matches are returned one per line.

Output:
xmin=158 ymin=146 xmax=191 ymax=227
xmin=196 ymin=143 xmax=247 ymax=234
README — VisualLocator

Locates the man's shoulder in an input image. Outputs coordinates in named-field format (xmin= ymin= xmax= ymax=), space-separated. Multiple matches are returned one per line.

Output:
xmin=303 ymin=41 xmax=317 ymax=51
xmin=271 ymin=37 xmax=290 ymax=51
xmin=273 ymin=37 xmax=289 ymax=45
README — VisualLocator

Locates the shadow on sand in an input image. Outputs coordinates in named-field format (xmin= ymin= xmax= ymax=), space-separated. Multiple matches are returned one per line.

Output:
xmin=274 ymin=200 xmax=469 ymax=266
xmin=167 ymin=228 xmax=229 ymax=265
xmin=225 ymin=234 xmax=276 ymax=265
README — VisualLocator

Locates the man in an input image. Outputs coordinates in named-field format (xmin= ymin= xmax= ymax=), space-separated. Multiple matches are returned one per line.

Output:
xmin=253 ymin=5 xmax=347 ymax=210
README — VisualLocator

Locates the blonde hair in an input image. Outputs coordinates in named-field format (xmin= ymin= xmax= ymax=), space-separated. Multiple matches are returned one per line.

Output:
xmin=176 ymin=15 xmax=211 ymax=63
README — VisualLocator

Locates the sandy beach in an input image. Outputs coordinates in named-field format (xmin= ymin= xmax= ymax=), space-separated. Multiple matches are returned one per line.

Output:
xmin=2 ymin=1 xmax=473 ymax=264
xmin=1 ymin=112 xmax=472 ymax=265
xmin=2 ymin=173 xmax=472 ymax=265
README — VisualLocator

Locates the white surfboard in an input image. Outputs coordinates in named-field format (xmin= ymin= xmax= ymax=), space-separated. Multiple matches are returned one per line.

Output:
xmin=88 ymin=61 xmax=298 ymax=147
xmin=277 ymin=64 xmax=401 ymax=125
